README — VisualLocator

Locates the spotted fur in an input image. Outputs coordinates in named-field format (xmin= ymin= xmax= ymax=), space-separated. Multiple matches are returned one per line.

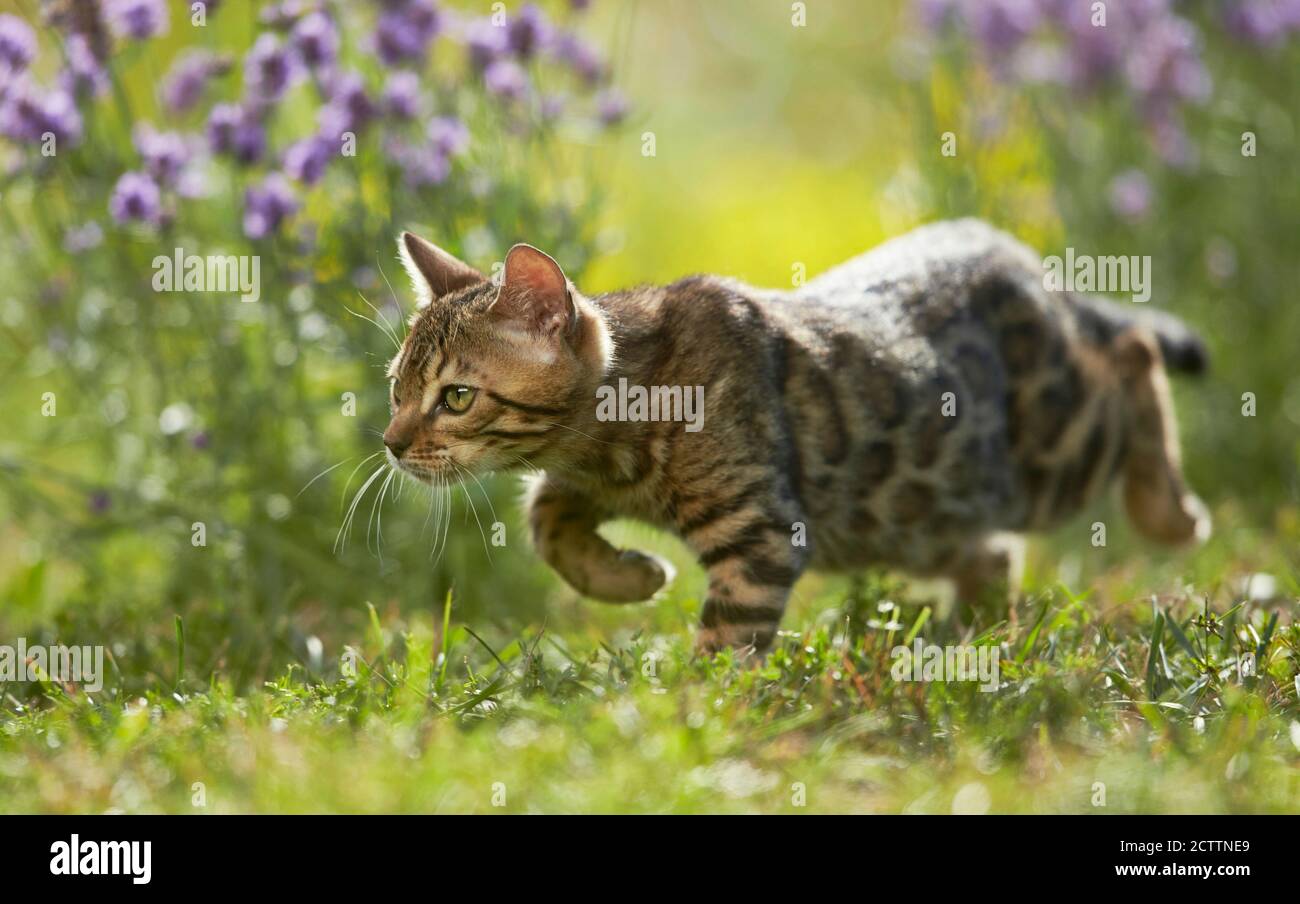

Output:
xmin=385 ymin=221 xmax=1211 ymax=655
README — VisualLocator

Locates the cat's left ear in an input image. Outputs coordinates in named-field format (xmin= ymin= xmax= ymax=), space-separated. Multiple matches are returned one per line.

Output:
xmin=489 ymin=244 xmax=576 ymax=336
xmin=398 ymin=232 xmax=484 ymax=308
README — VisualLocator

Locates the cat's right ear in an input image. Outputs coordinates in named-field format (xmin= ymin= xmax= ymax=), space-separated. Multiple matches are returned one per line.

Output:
xmin=398 ymin=232 xmax=484 ymax=308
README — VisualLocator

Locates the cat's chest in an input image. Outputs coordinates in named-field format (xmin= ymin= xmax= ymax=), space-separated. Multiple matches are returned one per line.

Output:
xmin=554 ymin=443 xmax=678 ymax=526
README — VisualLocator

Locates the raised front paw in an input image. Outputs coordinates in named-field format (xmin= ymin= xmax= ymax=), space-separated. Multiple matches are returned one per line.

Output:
xmin=555 ymin=547 xmax=675 ymax=604
xmin=585 ymin=549 xmax=675 ymax=603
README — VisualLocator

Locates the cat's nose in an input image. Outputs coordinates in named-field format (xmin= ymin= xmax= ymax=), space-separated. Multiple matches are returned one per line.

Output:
xmin=383 ymin=427 xmax=411 ymax=458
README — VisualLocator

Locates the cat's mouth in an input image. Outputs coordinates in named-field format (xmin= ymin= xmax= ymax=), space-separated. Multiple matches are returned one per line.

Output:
xmin=386 ymin=449 xmax=460 ymax=486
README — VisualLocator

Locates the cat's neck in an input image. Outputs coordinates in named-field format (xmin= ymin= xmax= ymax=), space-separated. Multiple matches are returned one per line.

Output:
xmin=539 ymin=286 xmax=677 ymax=481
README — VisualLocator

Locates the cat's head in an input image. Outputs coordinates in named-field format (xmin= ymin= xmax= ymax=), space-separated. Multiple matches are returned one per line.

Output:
xmin=382 ymin=232 xmax=612 ymax=483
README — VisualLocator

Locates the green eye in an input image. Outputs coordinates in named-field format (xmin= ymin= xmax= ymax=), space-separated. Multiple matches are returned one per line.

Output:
xmin=443 ymin=386 xmax=476 ymax=413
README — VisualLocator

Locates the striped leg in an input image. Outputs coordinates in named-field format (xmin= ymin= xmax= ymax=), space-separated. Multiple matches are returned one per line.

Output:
xmin=679 ymin=492 xmax=807 ymax=655
xmin=526 ymin=475 xmax=673 ymax=603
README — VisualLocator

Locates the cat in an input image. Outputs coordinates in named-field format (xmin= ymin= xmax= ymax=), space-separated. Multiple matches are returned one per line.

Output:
xmin=384 ymin=219 xmax=1210 ymax=654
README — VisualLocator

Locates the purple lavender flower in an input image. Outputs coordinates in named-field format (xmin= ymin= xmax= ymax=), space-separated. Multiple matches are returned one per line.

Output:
xmin=374 ymin=0 xmax=442 ymax=66
xmin=596 ymin=88 xmax=628 ymax=126
xmin=507 ymin=4 xmax=550 ymax=59
xmin=387 ymin=139 xmax=451 ymax=187
xmin=484 ymin=59 xmax=528 ymax=102
xmin=0 ymin=80 xmax=36 ymax=140
xmin=1058 ymin=4 xmax=1123 ymax=91
xmin=45 ymin=88 xmax=83 ymax=143
xmin=243 ymin=173 xmax=299 ymax=239
xmin=133 ymin=123 xmax=190 ymax=185
xmin=0 ymin=83 xmax=83 ymax=146
xmin=427 ymin=115 xmax=469 ymax=157
xmin=910 ymin=0 xmax=1223 ymax=166
xmin=292 ymin=11 xmax=339 ymax=69
xmin=107 ymin=0 xmax=169 ymax=41
xmin=88 ymin=490 xmax=111 ymax=515
xmin=965 ymin=0 xmax=1039 ymax=55
xmin=552 ymin=33 xmax=604 ymax=84
xmin=258 ymin=1 xmax=308 ymax=28
xmin=1107 ymin=169 xmax=1152 ymax=222
xmin=1150 ymin=115 xmax=1198 ymax=169
xmin=109 ymin=171 xmax=163 ymax=226
xmin=190 ymin=431 xmax=211 ymax=451
xmin=59 ymin=34 xmax=108 ymax=99
xmin=464 ymin=18 xmax=508 ymax=70
xmin=1124 ymin=16 xmax=1211 ymax=107
xmin=206 ymin=102 xmax=238 ymax=149
xmin=163 ymin=50 xmax=227 ymax=113
xmin=317 ymin=70 xmax=377 ymax=139
xmin=383 ymin=71 xmax=423 ymax=119
xmin=208 ymin=103 xmax=265 ymax=164
xmin=1224 ymin=0 xmax=1297 ymax=46
xmin=63 ymin=221 xmax=104 ymax=253
xmin=0 ymin=14 xmax=37 ymax=73
xmin=915 ymin=0 xmax=958 ymax=31
xmin=540 ymin=93 xmax=566 ymax=122
xmin=282 ymin=134 xmax=332 ymax=184
xmin=244 ymin=33 xmax=300 ymax=104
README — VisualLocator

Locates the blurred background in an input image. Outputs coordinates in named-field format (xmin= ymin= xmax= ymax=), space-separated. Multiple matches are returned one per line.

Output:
xmin=1 ymin=0 xmax=1297 ymax=695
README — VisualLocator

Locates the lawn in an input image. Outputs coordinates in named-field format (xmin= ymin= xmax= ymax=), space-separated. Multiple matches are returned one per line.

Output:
xmin=4 ymin=503 xmax=1298 ymax=814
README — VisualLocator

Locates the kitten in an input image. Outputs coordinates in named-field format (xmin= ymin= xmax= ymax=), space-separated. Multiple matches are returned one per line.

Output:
xmin=385 ymin=219 xmax=1210 ymax=654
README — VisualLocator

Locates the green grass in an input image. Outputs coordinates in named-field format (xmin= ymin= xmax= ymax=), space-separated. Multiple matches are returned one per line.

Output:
xmin=3 ymin=505 xmax=1297 ymax=814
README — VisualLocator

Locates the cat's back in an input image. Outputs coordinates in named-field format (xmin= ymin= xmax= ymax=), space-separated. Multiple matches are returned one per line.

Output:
xmin=796 ymin=218 xmax=1042 ymax=308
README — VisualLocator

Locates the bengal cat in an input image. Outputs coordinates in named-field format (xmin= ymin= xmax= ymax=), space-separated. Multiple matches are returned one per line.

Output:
xmin=383 ymin=219 xmax=1210 ymax=654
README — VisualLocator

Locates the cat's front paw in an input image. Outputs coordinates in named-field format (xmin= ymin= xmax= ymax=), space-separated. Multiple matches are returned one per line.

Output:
xmin=585 ymin=549 xmax=675 ymax=604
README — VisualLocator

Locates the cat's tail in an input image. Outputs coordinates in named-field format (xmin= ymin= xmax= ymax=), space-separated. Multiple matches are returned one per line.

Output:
xmin=1068 ymin=295 xmax=1208 ymax=376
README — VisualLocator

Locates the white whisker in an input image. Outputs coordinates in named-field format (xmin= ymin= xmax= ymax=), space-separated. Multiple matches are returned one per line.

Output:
xmin=434 ymin=485 xmax=452 ymax=565
xmin=459 ymin=465 xmax=500 ymax=527
xmin=344 ymin=303 xmax=401 ymax=351
xmin=453 ymin=464 xmax=492 ymax=560
xmin=356 ymin=287 xmax=404 ymax=348
xmin=335 ymin=464 xmax=387 ymax=554
xmin=374 ymin=255 xmax=411 ymax=342
xmin=368 ymin=468 xmax=396 ymax=561
xmin=338 ymin=451 xmax=385 ymax=514
xmin=297 ymin=455 xmax=356 ymax=499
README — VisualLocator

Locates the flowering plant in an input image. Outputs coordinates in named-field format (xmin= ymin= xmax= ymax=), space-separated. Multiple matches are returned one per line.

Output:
xmin=0 ymin=1 xmax=626 ymax=673
xmin=3 ymin=0 xmax=623 ymax=239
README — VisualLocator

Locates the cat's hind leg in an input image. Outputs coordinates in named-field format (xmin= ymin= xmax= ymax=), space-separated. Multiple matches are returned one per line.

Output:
xmin=1113 ymin=328 xmax=1212 ymax=546
xmin=526 ymin=476 xmax=674 ymax=603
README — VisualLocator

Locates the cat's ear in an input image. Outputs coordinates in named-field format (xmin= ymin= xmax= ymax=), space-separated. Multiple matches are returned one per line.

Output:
xmin=398 ymin=232 xmax=484 ymax=307
xmin=489 ymin=244 xmax=575 ymax=335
